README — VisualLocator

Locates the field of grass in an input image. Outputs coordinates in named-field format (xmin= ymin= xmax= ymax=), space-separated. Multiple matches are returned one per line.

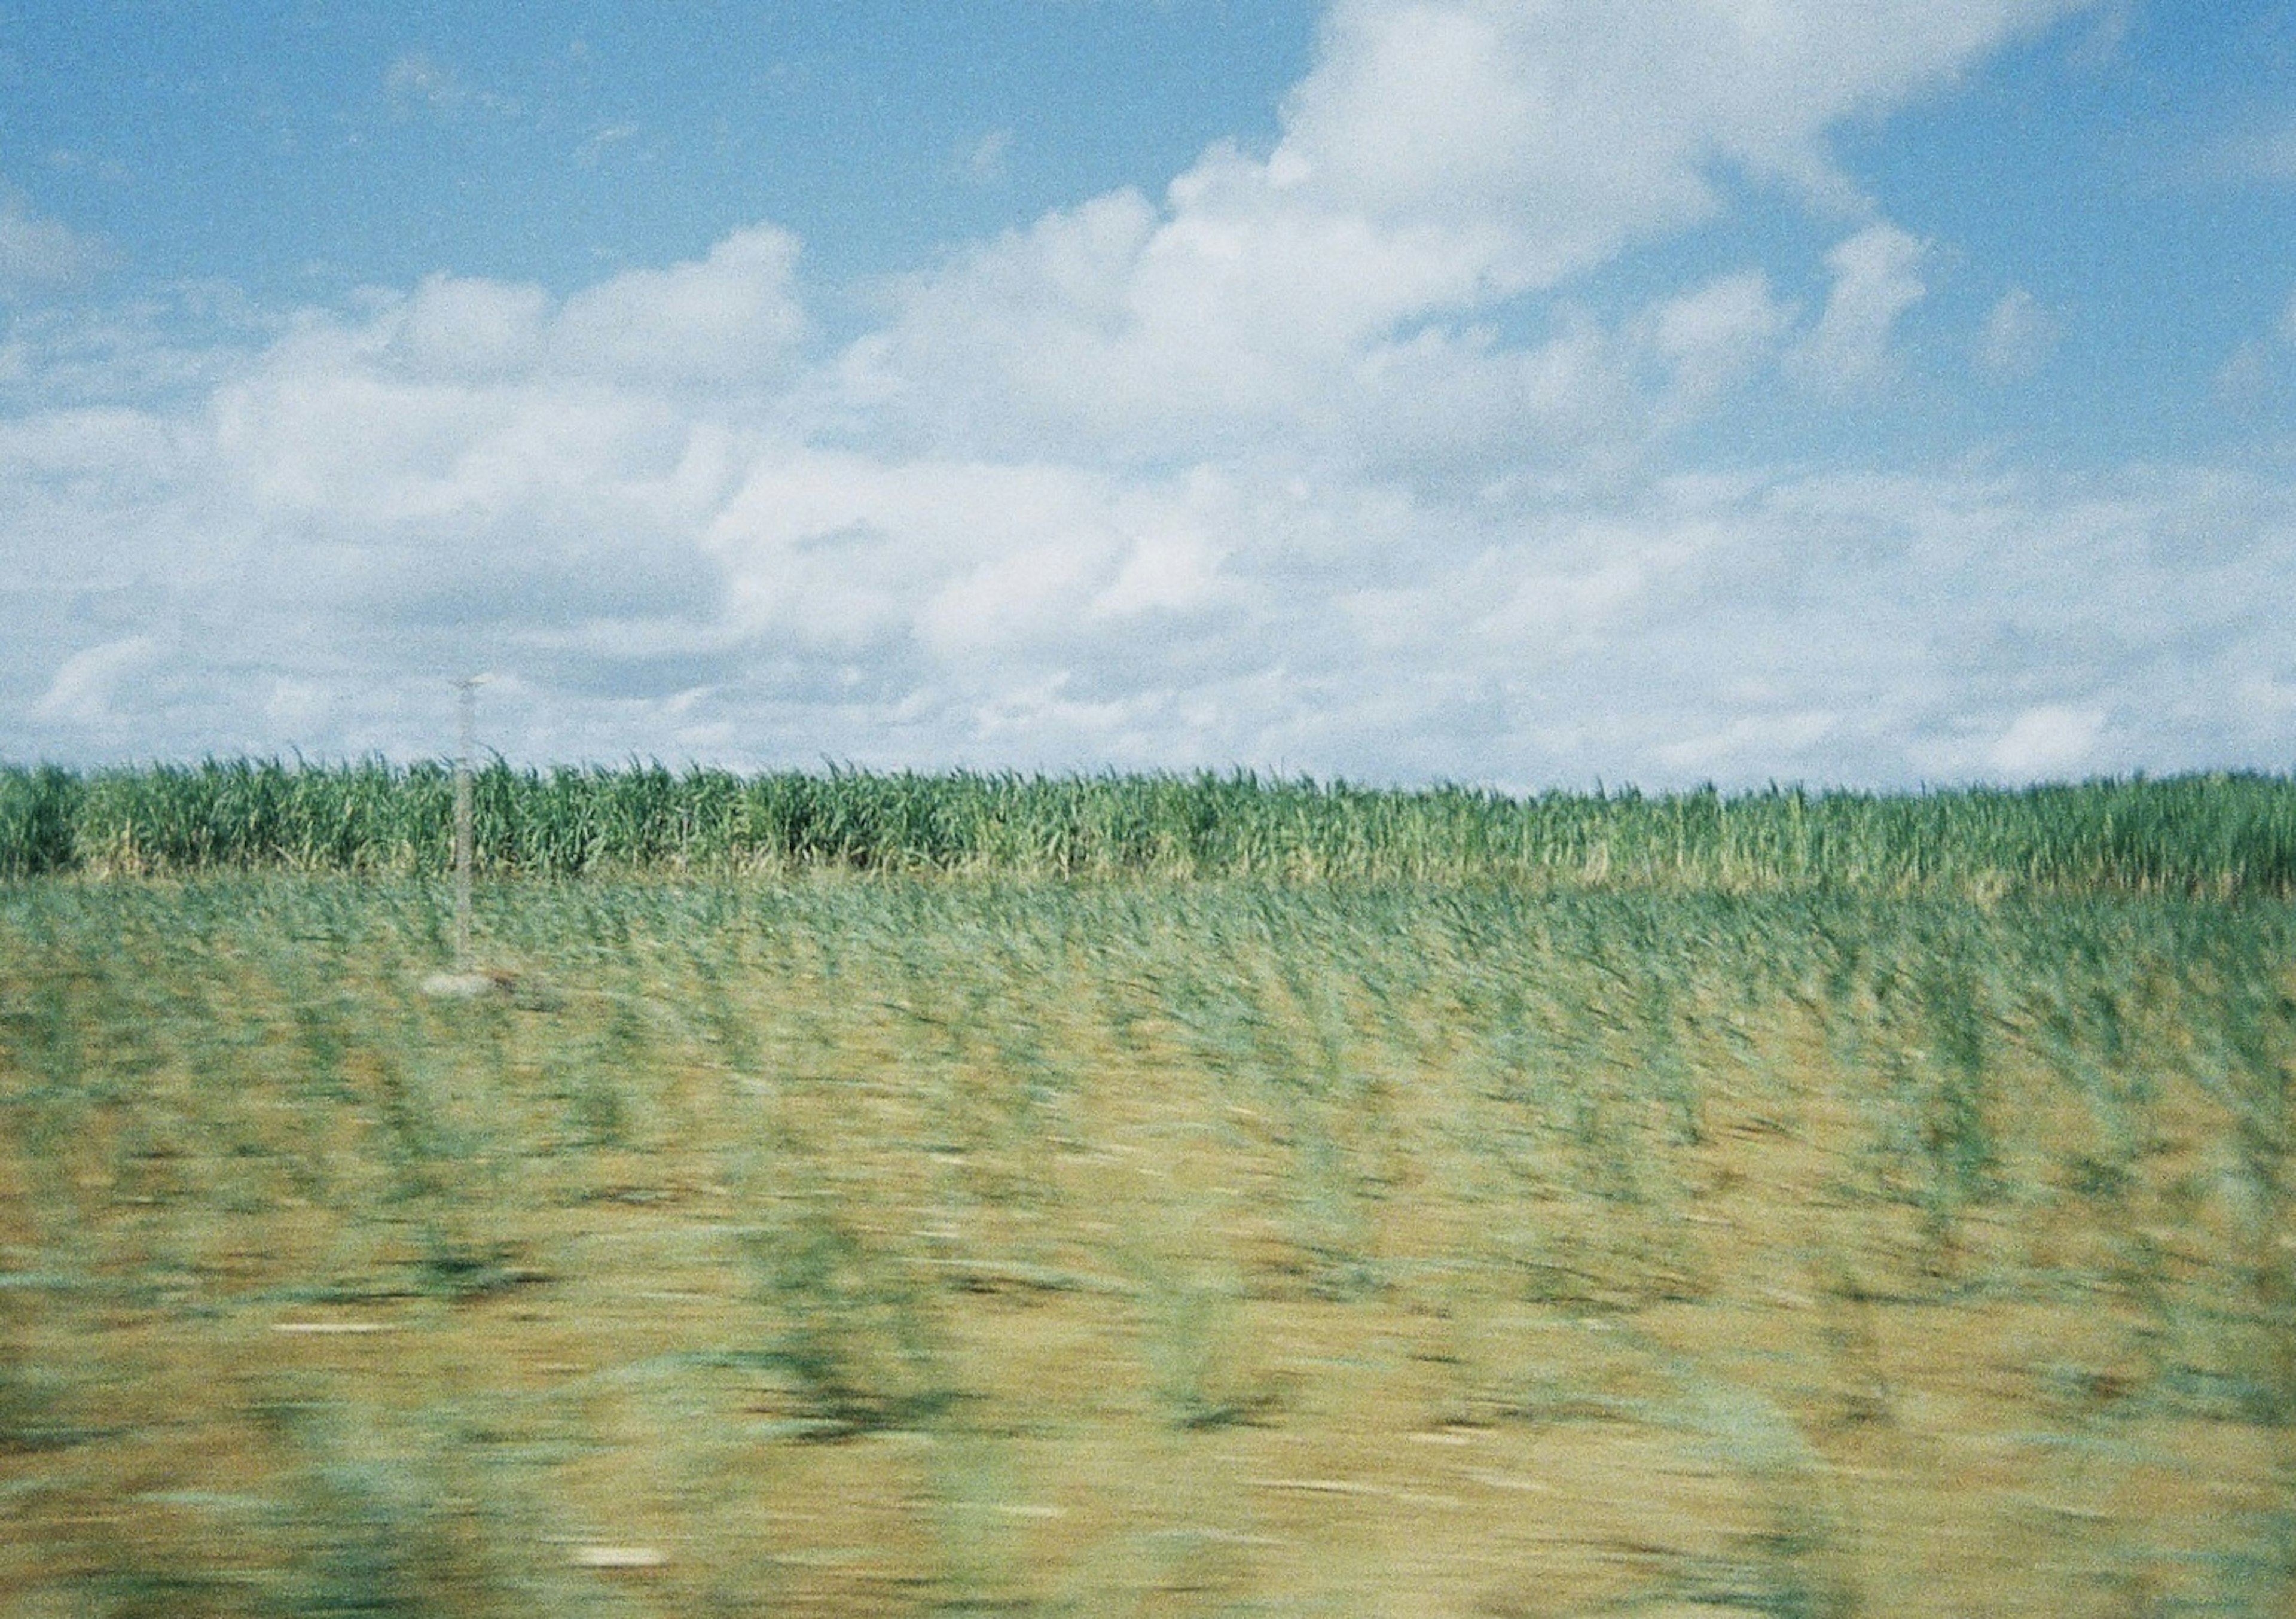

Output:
xmin=7 ymin=761 xmax=2296 ymax=894
xmin=2 ymin=771 xmax=2293 ymax=1615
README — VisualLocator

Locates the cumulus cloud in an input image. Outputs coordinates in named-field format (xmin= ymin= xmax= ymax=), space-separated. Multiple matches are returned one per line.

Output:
xmin=273 ymin=227 xmax=807 ymax=395
xmin=1275 ymin=0 xmax=2084 ymax=286
xmin=553 ymin=227 xmax=807 ymax=385
xmin=13 ymin=318 xmax=2291 ymax=783
xmin=18 ymin=0 xmax=2295 ymax=788
xmin=387 ymin=274 xmax=554 ymax=381
xmin=842 ymin=0 xmax=2081 ymax=467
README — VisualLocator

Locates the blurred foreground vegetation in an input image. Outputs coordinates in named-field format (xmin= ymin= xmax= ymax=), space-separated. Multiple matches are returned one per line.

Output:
xmin=1 ymin=868 xmax=2292 ymax=1614
xmin=5 ymin=759 xmax=2296 ymax=894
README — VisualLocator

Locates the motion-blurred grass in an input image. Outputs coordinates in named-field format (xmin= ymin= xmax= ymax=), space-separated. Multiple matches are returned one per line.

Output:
xmin=2 ymin=865 xmax=2291 ymax=1614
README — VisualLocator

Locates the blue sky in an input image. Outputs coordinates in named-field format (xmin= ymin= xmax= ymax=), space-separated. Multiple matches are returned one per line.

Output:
xmin=3 ymin=0 xmax=2293 ymax=787
xmin=4 ymin=2 xmax=1317 ymax=308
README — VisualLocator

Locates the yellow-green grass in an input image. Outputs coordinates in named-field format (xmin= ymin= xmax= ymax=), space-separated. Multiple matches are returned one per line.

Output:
xmin=1 ymin=874 xmax=2291 ymax=1615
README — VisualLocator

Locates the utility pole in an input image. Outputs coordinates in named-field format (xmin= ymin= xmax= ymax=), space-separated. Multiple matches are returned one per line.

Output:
xmin=453 ymin=675 xmax=486 ymax=974
xmin=423 ymin=674 xmax=506 ymax=1000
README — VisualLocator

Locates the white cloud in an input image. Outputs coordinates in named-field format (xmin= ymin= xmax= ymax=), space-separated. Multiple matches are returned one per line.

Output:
xmin=383 ymin=51 xmax=520 ymax=119
xmin=552 ymin=227 xmax=807 ymax=385
xmin=22 ymin=0 xmax=2296 ymax=789
xmin=2217 ymin=340 xmax=2275 ymax=410
xmin=1975 ymin=285 xmax=2063 ymax=380
xmin=576 ymin=123 xmax=640 ymax=167
xmin=958 ymin=128 xmax=1013 ymax=185
xmin=33 ymin=636 xmax=160 ymax=725
xmin=384 ymin=51 xmax=456 ymax=106
xmin=841 ymin=1 xmax=2083 ymax=467
xmin=1987 ymin=704 xmax=2106 ymax=777
xmin=702 ymin=452 xmax=1253 ymax=671
xmin=1656 ymin=709 xmax=1843 ymax=779
xmin=1275 ymin=0 xmax=2086 ymax=289
xmin=0 ymin=191 xmax=109 ymax=296
xmin=2236 ymin=673 xmax=2296 ymax=737
xmin=390 ymin=273 xmax=552 ymax=381
xmin=1791 ymin=222 xmax=1928 ymax=390
xmin=2216 ymin=293 xmax=2294 ymax=415
xmin=2197 ymin=119 xmax=2296 ymax=186
xmin=245 ymin=229 xmax=807 ymax=400
xmin=1634 ymin=270 xmax=1794 ymax=413
xmin=7 ymin=298 xmax=2294 ymax=781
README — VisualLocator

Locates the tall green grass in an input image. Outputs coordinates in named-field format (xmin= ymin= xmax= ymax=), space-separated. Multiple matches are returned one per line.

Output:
xmin=4 ymin=759 xmax=2295 ymax=894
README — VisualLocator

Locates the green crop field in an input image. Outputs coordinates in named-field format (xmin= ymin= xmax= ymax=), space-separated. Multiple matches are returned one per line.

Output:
xmin=2 ymin=767 xmax=2292 ymax=1615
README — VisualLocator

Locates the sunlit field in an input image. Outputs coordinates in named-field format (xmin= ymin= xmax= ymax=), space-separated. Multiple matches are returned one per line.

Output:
xmin=2 ymin=769 xmax=2292 ymax=1615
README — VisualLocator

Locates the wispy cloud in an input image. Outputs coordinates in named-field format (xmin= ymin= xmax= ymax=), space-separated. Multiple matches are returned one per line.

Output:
xmin=1975 ymin=286 xmax=2063 ymax=380
xmin=383 ymin=50 xmax=523 ymax=119
xmin=1791 ymin=222 xmax=1928 ymax=392
xmin=2213 ymin=286 xmax=2296 ymax=415
xmin=575 ymin=122 xmax=640 ymax=167
xmin=957 ymin=127 xmax=1012 ymax=185
xmin=32 ymin=636 xmax=160 ymax=727
xmin=384 ymin=51 xmax=458 ymax=107
xmin=2193 ymin=118 xmax=2296 ymax=187
xmin=0 ymin=190 xmax=111 ymax=296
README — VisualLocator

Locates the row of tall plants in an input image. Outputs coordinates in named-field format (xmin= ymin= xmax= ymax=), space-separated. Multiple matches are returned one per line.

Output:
xmin=4 ymin=758 xmax=2295 ymax=894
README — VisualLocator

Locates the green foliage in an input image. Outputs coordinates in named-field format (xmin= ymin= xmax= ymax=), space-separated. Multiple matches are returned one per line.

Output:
xmin=7 ymin=760 xmax=2296 ymax=892
xmin=0 ymin=763 xmax=81 ymax=877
